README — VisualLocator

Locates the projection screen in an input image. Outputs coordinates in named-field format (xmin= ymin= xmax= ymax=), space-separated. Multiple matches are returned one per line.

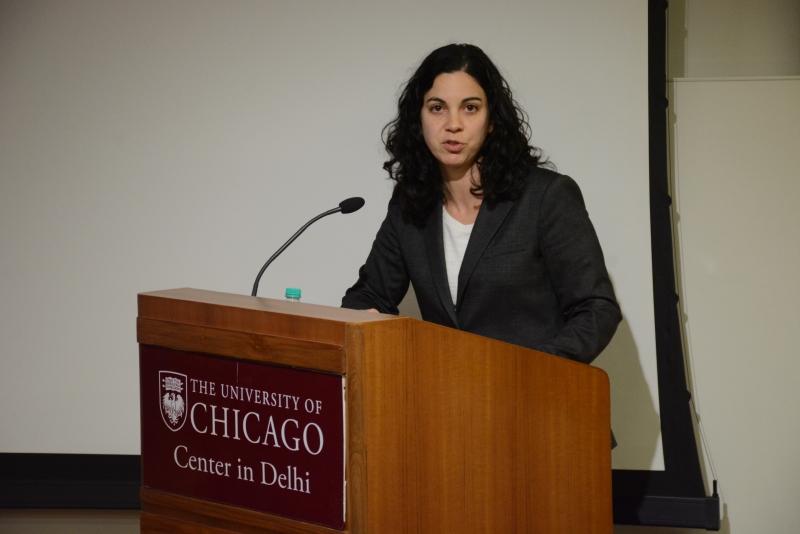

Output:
xmin=0 ymin=0 xmax=660 ymax=472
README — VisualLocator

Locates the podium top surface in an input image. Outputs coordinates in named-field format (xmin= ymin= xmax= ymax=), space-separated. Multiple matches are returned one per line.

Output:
xmin=139 ymin=287 xmax=396 ymax=324
xmin=137 ymin=287 xmax=606 ymax=378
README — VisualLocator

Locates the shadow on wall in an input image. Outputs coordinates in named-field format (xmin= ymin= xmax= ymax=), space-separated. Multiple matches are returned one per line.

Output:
xmin=667 ymin=0 xmax=687 ymax=78
xmin=596 ymin=316 xmax=661 ymax=470
xmin=398 ymin=284 xmax=422 ymax=319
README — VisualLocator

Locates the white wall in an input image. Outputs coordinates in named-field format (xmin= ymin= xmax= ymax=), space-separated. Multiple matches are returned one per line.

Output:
xmin=0 ymin=0 xmax=658 ymax=469
xmin=679 ymin=77 xmax=799 ymax=534
xmin=618 ymin=76 xmax=800 ymax=534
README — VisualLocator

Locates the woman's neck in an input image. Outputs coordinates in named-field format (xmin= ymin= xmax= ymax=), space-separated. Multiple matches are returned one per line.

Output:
xmin=442 ymin=165 xmax=482 ymax=224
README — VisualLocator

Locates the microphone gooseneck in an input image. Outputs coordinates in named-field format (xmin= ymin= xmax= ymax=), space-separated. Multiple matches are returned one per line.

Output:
xmin=250 ymin=197 xmax=365 ymax=297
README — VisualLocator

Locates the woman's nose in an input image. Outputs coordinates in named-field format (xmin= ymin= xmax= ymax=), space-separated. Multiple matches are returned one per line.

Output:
xmin=445 ymin=112 xmax=463 ymax=132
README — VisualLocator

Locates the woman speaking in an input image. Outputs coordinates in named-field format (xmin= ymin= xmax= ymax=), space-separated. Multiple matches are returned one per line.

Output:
xmin=342 ymin=44 xmax=620 ymax=364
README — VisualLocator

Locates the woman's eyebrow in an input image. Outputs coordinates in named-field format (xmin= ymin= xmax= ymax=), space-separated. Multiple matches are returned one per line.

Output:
xmin=424 ymin=96 xmax=484 ymax=103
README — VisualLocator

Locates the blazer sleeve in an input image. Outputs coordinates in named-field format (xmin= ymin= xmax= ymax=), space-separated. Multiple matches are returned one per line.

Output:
xmin=536 ymin=175 xmax=622 ymax=363
xmin=341 ymin=203 xmax=410 ymax=314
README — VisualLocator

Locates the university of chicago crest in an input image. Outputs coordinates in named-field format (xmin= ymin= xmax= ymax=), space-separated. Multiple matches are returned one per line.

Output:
xmin=159 ymin=370 xmax=188 ymax=431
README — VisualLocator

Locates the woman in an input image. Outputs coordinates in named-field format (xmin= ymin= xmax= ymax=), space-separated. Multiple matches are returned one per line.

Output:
xmin=342 ymin=44 xmax=620 ymax=364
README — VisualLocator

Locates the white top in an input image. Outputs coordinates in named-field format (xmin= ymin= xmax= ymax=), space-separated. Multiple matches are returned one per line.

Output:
xmin=442 ymin=206 xmax=474 ymax=306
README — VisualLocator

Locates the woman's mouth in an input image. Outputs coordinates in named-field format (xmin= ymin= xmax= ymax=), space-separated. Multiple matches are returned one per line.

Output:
xmin=443 ymin=141 xmax=464 ymax=153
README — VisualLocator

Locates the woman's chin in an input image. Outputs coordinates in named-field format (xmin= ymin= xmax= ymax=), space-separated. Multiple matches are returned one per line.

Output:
xmin=438 ymin=155 xmax=471 ymax=171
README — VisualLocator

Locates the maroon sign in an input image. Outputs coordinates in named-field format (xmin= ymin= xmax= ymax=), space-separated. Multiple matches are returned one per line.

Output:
xmin=140 ymin=345 xmax=345 ymax=529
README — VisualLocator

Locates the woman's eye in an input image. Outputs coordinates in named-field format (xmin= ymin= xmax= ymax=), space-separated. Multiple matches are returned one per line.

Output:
xmin=429 ymin=104 xmax=443 ymax=113
xmin=465 ymin=104 xmax=478 ymax=112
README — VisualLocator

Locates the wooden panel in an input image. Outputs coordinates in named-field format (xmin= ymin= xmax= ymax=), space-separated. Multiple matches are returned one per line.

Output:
xmin=139 ymin=288 xmax=392 ymax=323
xmin=137 ymin=289 xmax=610 ymax=532
xmin=141 ymin=489 xmax=345 ymax=534
xmin=355 ymin=318 xmax=612 ymax=534
xmin=141 ymin=512 xmax=240 ymax=534
xmin=138 ymin=288 xmax=391 ymax=347
xmin=426 ymin=322 xmax=610 ymax=533
xmin=342 ymin=326 xmax=366 ymax=534
xmin=346 ymin=319 xmax=413 ymax=533
xmin=137 ymin=317 xmax=345 ymax=373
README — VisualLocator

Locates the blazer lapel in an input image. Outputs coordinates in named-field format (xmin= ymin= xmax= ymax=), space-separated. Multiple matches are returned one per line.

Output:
xmin=423 ymin=203 xmax=459 ymax=327
xmin=456 ymin=199 xmax=514 ymax=308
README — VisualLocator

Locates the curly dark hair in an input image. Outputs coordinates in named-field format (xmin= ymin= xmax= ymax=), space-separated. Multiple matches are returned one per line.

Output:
xmin=383 ymin=43 xmax=549 ymax=226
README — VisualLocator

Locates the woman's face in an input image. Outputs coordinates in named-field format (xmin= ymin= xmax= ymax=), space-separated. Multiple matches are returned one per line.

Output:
xmin=420 ymin=70 xmax=490 ymax=179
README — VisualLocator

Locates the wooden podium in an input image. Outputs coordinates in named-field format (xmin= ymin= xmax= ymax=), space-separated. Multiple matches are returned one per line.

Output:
xmin=137 ymin=288 xmax=611 ymax=533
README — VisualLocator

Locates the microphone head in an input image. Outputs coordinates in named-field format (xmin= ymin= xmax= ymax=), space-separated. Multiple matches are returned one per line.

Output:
xmin=339 ymin=197 xmax=365 ymax=214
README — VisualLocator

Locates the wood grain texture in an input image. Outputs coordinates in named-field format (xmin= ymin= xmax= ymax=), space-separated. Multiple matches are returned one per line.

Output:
xmin=137 ymin=317 xmax=345 ymax=373
xmin=138 ymin=288 xmax=390 ymax=347
xmin=347 ymin=319 xmax=414 ymax=533
xmin=354 ymin=318 xmax=612 ymax=534
xmin=141 ymin=489 xmax=342 ymax=534
xmin=342 ymin=326 xmax=366 ymax=534
xmin=141 ymin=511 xmax=240 ymax=534
xmin=138 ymin=289 xmax=611 ymax=533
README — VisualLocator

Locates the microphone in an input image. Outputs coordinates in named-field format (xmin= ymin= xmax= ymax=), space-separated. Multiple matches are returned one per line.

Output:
xmin=339 ymin=196 xmax=365 ymax=214
xmin=250 ymin=197 xmax=365 ymax=297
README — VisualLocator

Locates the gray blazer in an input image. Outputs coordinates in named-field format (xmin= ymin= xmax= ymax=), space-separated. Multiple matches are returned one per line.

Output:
xmin=342 ymin=167 xmax=621 ymax=364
